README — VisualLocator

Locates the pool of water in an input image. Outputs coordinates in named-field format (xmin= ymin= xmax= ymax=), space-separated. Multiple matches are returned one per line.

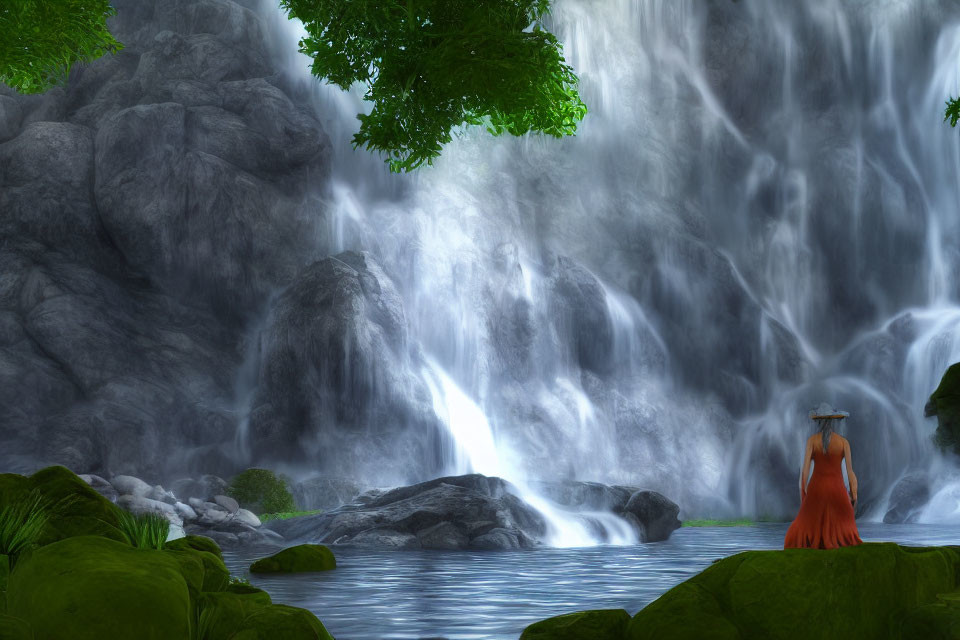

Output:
xmin=221 ymin=522 xmax=960 ymax=640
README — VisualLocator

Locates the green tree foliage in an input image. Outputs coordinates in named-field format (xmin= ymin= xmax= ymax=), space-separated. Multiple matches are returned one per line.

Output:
xmin=0 ymin=0 xmax=123 ymax=94
xmin=226 ymin=468 xmax=296 ymax=515
xmin=946 ymin=97 xmax=960 ymax=128
xmin=280 ymin=0 xmax=587 ymax=172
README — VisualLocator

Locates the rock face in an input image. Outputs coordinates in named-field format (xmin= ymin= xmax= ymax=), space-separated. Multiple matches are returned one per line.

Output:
xmin=264 ymin=473 xmax=681 ymax=549
xmin=883 ymin=472 xmax=930 ymax=524
xmin=0 ymin=0 xmax=329 ymax=479
xmin=291 ymin=475 xmax=367 ymax=511
xmin=247 ymin=251 xmax=448 ymax=482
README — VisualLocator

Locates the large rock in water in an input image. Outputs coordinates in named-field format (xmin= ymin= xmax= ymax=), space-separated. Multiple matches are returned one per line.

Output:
xmin=530 ymin=480 xmax=681 ymax=542
xmin=264 ymin=473 xmax=681 ymax=549
xmin=264 ymin=474 xmax=548 ymax=550
xmin=0 ymin=0 xmax=330 ymax=479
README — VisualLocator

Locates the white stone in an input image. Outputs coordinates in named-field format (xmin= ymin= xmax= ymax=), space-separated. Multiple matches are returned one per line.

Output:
xmin=174 ymin=501 xmax=198 ymax=521
xmin=234 ymin=508 xmax=261 ymax=527
xmin=117 ymin=494 xmax=176 ymax=517
xmin=213 ymin=495 xmax=239 ymax=513
xmin=147 ymin=485 xmax=177 ymax=505
xmin=111 ymin=475 xmax=152 ymax=498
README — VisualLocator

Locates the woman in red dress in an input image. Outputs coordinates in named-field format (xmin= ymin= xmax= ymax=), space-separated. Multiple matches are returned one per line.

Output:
xmin=784 ymin=402 xmax=863 ymax=549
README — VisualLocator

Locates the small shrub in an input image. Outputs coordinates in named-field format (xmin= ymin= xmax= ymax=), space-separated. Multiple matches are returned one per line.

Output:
xmin=226 ymin=469 xmax=295 ymax=515
xmin=228 ymin=575 xmax=251 ymax=586
xmin=0 ymin=490 xmax=50 ymax=557
xmin=259 ymin=509 xmax=323 ymax=523
xmin=117 ymin=510 xmax=169 ymax=550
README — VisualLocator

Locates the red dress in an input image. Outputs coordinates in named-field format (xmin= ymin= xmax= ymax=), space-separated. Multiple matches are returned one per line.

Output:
xmin=783 ymin=435 xmax=862 ymax=549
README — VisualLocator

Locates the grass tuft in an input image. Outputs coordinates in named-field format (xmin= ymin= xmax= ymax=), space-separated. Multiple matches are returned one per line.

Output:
xmin=117 ymin=510 xmax=170 ymax=550
xmin=258 ymin=509 xmax=323 ymax=522
xmin=682 ymin=518 xmax=756 ymax=527
xmin=0 ymin=489 xmax=50 ymax=556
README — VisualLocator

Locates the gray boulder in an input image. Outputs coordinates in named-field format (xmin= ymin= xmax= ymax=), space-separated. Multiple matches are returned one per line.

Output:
xmin=170 ymin=475 xmax=228 ymax=501
xmin=621 ymin=490 xmax=682 ymax=542
xmin=264 ymin=474 xmax=547 ymax=550
xmin=213 ymin=494 xmax=239 ymax=514
xmin=529 ymin=480 xmax=639 ymax=512
xmin=234 ymin=508 xmax=261 ymax=527
xmin=79 ymin=474 xmax=119 ymax=503
xmin=111 ymin=475 xmax=153 ymax=498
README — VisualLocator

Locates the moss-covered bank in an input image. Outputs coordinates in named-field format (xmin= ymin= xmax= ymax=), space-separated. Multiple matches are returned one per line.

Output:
xmin=523 ymin=543 xmax=960 ymax=640
xmin=0 ymin=466 xmax=334 ymax=639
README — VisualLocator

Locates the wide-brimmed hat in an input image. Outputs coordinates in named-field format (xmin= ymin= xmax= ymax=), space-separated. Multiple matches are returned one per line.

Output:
xmin=809 ymin=402 xmax=849 ymax=419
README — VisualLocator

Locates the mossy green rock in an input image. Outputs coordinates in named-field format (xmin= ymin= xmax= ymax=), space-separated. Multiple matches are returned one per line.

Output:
xmin=225 ymin=582 xmax=272 ymax=603
xmin=250 ymin=544 xmax=336 ymax=573
xmin=0 ymin=466 xmax=126 ymax=546
xmin=6 ymin=536 xmax=192 ymax=640
xmin=164 ymin=534 xmax=229 ymax=594
xmin=0 ymin=613 xmax=33 ymax=640
xmin=627 ymin=543 xmax=960 ymax=640
xmin=0 ymin=554 xmax=8 ymax=613
xmin=930 ymin=363 xmax=960 ymax=455
xmin=520 ymin=609 xmax=631 ymax=639
xmin=898 ymin=601 xmax=960 ymax=640
xmin=165 ymin=534 xmax=224 ymax=560
xmin=198 ymin=592 xmax=333 ymax=640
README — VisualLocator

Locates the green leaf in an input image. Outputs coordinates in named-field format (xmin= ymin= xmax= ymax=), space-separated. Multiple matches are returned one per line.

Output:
xmin=283 ymin=0 xmax=586 ymax=172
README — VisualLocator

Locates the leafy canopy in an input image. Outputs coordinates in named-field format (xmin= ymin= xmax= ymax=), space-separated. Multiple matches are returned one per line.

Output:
xmin=946 ymin=97 xmax=960 ymax=129
xmin=280 ymin=0 xmax=587 ymax=172
xmin=0 ymin=0 xmax=123 ymax=94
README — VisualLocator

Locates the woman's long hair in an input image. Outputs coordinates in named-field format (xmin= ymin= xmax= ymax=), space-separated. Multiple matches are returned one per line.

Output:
xmin=815 ymin=417 xmax=836 ymax=453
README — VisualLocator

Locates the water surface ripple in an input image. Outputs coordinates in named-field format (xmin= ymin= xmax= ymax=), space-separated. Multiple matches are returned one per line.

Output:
xmin=222 ymin=523 xmax=959 ymax=639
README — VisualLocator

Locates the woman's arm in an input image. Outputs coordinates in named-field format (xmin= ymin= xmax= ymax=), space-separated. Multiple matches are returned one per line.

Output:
xmin=799 ymin=437 xmax=814 ymax=501
xmin=843 ymin=438 xmax=858 ymax=504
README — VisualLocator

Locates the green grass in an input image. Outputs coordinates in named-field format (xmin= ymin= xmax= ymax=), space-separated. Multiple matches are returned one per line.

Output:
xmin=0 ymin=489 xmax=50 ymax=557
xmin=682 ymin=518 xmax=756 ymax=527
xmin=258 ymin=509 xmax=323 ymax=522
xmin=116 ymin=510 xmax=169 ymax=550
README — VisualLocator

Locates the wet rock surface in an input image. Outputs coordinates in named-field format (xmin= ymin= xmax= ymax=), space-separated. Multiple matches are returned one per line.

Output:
xmin=264 ymin=473 xmax=682 ymax=549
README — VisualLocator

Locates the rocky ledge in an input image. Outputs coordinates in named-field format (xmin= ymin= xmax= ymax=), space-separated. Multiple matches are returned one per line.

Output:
xmin=263 ymin=474 xmax=681 ymax=550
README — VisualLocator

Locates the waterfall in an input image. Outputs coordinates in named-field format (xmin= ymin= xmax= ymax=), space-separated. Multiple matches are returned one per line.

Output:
xmin=251 ymin=0 xmax=960 ymax=532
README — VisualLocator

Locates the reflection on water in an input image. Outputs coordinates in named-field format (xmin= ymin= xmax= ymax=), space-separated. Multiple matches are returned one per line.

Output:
xmin=221 ymin=523 xmax=960 ymax=639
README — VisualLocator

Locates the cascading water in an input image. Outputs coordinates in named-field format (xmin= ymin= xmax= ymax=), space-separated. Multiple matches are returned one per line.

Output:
xmin=250 ymin=0 xmax=960 ymax=536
